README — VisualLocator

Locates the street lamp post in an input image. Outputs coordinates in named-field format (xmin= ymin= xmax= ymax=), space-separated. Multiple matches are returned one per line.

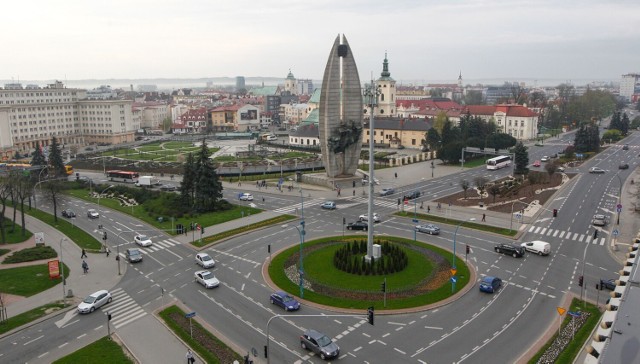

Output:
xmin=431 ymin=161 xmax=435 ymax=178
xmin=615 ymin=173 xmax=623 ymax=225
xmin=60 ymin=237 xmax=67 ymax=306
xmin=98 ymin=185 xmax=115 ymax=209
xmin=452 ymin=218 xmax=475 ymax=292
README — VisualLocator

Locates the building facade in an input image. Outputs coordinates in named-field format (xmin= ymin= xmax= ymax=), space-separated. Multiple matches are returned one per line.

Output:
xmin=463 ymin=104 xmax=539 ymax=140
xmin=620 ymin=73 xmax=640 ymax=101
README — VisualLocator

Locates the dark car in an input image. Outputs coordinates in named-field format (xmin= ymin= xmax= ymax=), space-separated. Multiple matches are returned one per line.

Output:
xmin=403 ymin=190 xmax=421 ymax=200
xmin=619 ymin=163 xmax=629 ymax=170
xmin=600 ymin=279 xmax=617 ymax=291
xmin=125 ymin=248 xmax=143 ymax=263
xmin=62 ymin=209 xmax=76 ymax=218
xmin=623 ymin=144 xmax=629 ymax=150
xmin=160 ymin=184 xmax=176 ymax=191
xmin=479 ymin=276 xmax=502 ymax=293
xmin=270 ymin=291 xmax=300 ymax=311
xmin=346 ymin=221 xmax=368 ymax=231
xmin=494 ymin=243 xmax=525 ymax=258
xmin=300 ymin=329 xmax=340 ymax=360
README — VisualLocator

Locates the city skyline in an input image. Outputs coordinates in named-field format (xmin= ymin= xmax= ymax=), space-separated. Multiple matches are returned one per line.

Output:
xmin=2 ymin=0 xmax=639 ymax=85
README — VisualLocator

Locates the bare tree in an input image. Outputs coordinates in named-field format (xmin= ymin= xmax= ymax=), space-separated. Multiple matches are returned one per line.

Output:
xmin=488 ymin=184 xmax=501 ymax=203
xmin=460 ymin=179 xmax=470 ymax=199
xmin=544 ymin=162 xmax=558 ymax=182
xmin=0 ymin=176 xmax=11 ymax=244
xmin=11 ymin=171 xmax=34 ymax=237
xmin=474 ymin=176 xmax=488 ymax=202
xmin=528 ymin=173 xmax=541 ymax=196
xmin=42 ymin=179 xmax=65 ymax=222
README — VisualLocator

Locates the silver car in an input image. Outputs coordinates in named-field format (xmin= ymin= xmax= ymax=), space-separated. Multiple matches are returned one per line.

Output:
xmin=300 ymin=329 xmax=340 ymax=360
xmin=77 ymin=290 xmax=112 ymax=314
xmin=194 ymin=270 xmax=220 ymax=289
xmin=592 ymin=214 xmax=607 ymax=226
xmin=415 ymin=224 xmax=440 ymax=235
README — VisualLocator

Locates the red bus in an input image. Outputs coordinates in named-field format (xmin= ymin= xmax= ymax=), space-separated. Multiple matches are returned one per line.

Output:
xmin=106 ymin=170 xmax=139 ymax=183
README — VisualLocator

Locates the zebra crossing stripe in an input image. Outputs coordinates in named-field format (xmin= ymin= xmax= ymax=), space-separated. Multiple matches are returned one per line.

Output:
xmin=572 ymin=233 xmax=579 ymax=240
xmin=559 ymin=231 xmax=565 ymax=238
xmin=553 ymin=230 xmax=559 ymax=237
xmin=546 ymin=229 xmax=554 ymax=236
xmin=540 ymin=228 xmax=547 ymax=235
xmin=528 ymin=226 xmax=535 ymax=233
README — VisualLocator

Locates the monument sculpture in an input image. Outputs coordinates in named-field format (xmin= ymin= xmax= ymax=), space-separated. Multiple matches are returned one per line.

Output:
xmin=319 ymin=34 xmax=363 ymax=178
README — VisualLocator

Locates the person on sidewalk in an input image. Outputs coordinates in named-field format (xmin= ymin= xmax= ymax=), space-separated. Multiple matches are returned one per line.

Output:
xmin=482 ymin=213 xmax=486 ymax=222
xmin=81 ymin=248 xmax=87 ymax=258
xmin=106 ymin=248 xmax=110 ymax=257
xmin=82 ymin=260 xmax=89 ymax=274
xmin=186 ymin=349 xmax=195 ymax=364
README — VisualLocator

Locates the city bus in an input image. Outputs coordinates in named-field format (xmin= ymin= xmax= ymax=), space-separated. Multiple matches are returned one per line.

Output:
xmin=486 ymin=155 xmax=511 ymax=170
xmin=106 ymin=170 xmax=140 ymax=183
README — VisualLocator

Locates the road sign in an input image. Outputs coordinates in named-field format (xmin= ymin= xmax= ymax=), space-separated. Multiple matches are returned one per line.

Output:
xmin=450 ymin=277 xmax=457 ymax=283
xmin=450 ymin=268 xmax=457 ymax=276
xmin=556 ymin=307 xmax=566 ymax=316
xmin=515 ymin=213 xmax=522 ymax=219
xmin=185 ymin=312 xmax=196 ymax=318
xmin=617 ymin=207 xmax=622 ymax=213
xmin=613 ymin=229 xmax=619 ymax=237
xmin=412 ymin=219 xmax=418 ymax=223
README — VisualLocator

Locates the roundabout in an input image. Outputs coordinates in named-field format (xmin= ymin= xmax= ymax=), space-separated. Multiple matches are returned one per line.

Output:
xmin=266 ymin=235 xmax=476 ymax=312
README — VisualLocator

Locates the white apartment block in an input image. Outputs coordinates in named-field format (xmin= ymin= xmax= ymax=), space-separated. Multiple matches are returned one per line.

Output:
xmin=133 ymin=102 xmax=170 ymax=130
xmin=0 ymin=81 xmax=135 ymax=158
xmin=620 ymin=73 xmax=640 ymax=101
xmin=281 ymin=103 xmax=309 ymax=125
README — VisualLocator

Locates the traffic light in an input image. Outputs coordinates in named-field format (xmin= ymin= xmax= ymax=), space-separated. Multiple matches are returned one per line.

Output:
xmin=381 ymin=281 xmax=386 ymax=293
xmin=343 ymin=217 xmax=346 ymax=225
xmin=103 ymin=232 xmax=107 ymax=240
xmin=264 ymin=345 xmax=268 ymax=358
xmin=466 ymin=245 xmax=470 ymax=255
xmin=579 ymin=275 xmax=584 ymax=287
xmin=553 ymin=209 xmax=558 ymax=217
xmin=201 ymin=226 xmax=205 ymax=234
xmin=107 ymin=313 xmax=112 ymax=321
xmin=367 ymin=306 xmax=374 ymax=325
xmin=599 ymin=280 xmax=604 ymax=291
xmin=593 ymin=230 xmax=599 ymax=239
xmin=397 ymin=198 xmax=401 ymax=206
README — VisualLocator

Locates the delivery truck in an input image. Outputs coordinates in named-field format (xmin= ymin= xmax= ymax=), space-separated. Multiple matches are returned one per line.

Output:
xmin=135 ymin=176 xmax=159 ymax=187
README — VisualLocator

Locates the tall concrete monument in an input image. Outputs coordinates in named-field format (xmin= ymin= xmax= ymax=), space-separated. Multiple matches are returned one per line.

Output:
xmin=319 ymin=34 xmax=363 ymax=178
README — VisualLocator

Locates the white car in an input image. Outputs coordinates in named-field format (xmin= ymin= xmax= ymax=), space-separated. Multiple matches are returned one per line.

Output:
xmin=134 ymin=234 xmax=153 ymax=247
xmin=194 ymin=270 xmax=220 ymax=288
xmin=239 ymin=193 xmax=254 ymax=201
xmin=87 ymin=209 xmax=99 ymax=219
xmin=77 ymin=290 xmax=112 ymax=314
xmin=359 ymin=213 xmax=381 ymax=223
xmin=195 ymin=252 xmax=216 ymax=268
xmin=541 ymin=156 xmax=549 ymax=162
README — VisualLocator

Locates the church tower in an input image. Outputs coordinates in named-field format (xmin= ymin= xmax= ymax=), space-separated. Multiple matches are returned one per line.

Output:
xmin=458 ymin=71 xmax=463 ymax=88
xmin=376 ymin=53 xmax=396 ymax=116
xmin=284 ymin=69 xmax=298 ymax=95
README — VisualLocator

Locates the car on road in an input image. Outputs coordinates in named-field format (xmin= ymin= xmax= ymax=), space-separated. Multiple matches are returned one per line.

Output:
xmin=362 ymin=177 xmax=380 ymax=185
xmin=415 ymin=224 xmax=440 ymax=235
xmin=300 ymin=329 xmax=340 ymax=360
xmin=239 ymin=193 xmax=254 ymax=201
xmin=125 ymin=248 xmax=143 ymax=263
xmin=479 ymin=276 xmax=502 ymax=293
xmin=556 ymin=166 xmax=565 ymax=172
xmin=194 ymin=270 xmax=220 ymax=288
xmin=347 ymin=221 xmax=368 ymax=231
xmin=320 ymin=201 xmax=337 ymax=210
xmin=62 ymin=209 xmax=76 ymax=218
xmin=520 ymin=240 xmax=551 ymax=256
xmin=600 ymin=279 xmax=617 ymax=290
xmin=541 ymin=156 xmax=549 ymax=162
xmin=623 ymin=144 xmax=629 ymax=150
xmin=359 ymin=212 xmax=380 ymax=222
xmin=195 ymin=252 xmax=216 ymax=268
xmin=87 ymin=209 xmax=99 ymax=219
xmin=619 ymin=163 xmax=629 ymax=170
xmin=533 ymin=160 xmax=541 ymax=167
xmin=270 ymin=291 xmax=300 ymax=311
xmin=379 ymin=187 xmax=395 ymax=196
xmin=403 ymin=191 xmax=421 ymax=200
xmin=589 ymin=167 xmax=605 ymax=174
xmin=591 ymin=214 xmax=608 ymax=226
xmin=134 ymin=234 xmax=153 ymax=247
xmin=160 ymin=184 xmax=177 ymax=191
xmin=494 ymin=243 xmax=525 ymax=258
xmin=77 ymin=290 xmax=112 ymax=313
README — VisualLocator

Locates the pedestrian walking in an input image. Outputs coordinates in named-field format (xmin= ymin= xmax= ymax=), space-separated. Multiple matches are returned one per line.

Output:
xmin=81 ymin=248 xmax=87 ymax=258
xmin=427 ymin=205 xmax=431 ymax=213
xmin=82 ymin=260 xmax=89 ymax=274
xmin=353 ymin=189 xmax=356 ymax=196
xmin=106 ymin=248 xmax=110 ymax=257
xmin=337 ymin=188 xmax=341 ymax=196
xmin=482 ymin=213 xmax=486 ymax=222
xmin=186 ymin=349 xmax=195 ymax=364
xmin=262 ymin=196 xmax=265 ymax=203
xmin=395 ymin=172 xmax=398 ymax=179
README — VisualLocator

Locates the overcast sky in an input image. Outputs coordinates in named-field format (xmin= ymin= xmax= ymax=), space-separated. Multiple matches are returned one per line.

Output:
xmin=2 ymin=0 xmax=639 ymax=86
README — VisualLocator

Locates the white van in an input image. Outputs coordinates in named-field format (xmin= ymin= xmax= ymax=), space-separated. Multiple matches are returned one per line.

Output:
xmin=521 ymin=240 xmax=551 ymax=256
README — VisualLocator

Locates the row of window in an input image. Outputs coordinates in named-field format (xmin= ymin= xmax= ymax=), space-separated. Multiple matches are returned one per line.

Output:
xmin=0 ymin=98 xmax=77 ymax=104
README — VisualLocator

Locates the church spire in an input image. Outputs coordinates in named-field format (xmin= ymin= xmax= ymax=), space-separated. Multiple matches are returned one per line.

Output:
xmin=381 ymin=52 xmax=391 ymax=78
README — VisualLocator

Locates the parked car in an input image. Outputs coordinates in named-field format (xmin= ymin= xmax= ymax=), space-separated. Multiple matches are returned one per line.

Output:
xmin=520 ymin=240 xmax=551 ymax=256
xmin=270 ymin=291 xmax=300 ymax=311
xmin=160 ymin=184 xmax=177 ymax=191
xmin=541 ymin=156 xmax=549 ymax=162
xmin=87 ymin=209 xmax=99 ymax=219
xmin=479 ymin=276 xmax=502 ymax=293
xmin=320 ymin=201 xmax=337 ymax=210
xmin=194 ymin=270 xmax=219 ymax=289
xmin=195 ymin=252 xmax=216 ymax=268
xmin=494 ymin=243 xmax=525 ymax=258
xmin=600 ymin=278 xmax=617 ymax=291
xmin=592 ymin=214 xmax=608 ymax=226
xmin=619 ymin=163 xmax=629 ymax=170
xmin=300 ymin=329 xmax=340 ymax=360
xmin=589 ymin=167 xmax=605 ymax=174
xmin=77 ymin=290 xmax=112 ymax=313
xmin=239 ymin=193 xmax=254 ymax=201
xmin=359 ymin=212 xmax=380 ymax=222
xmin=533 ymin=160 xmax=541 ymax=167
xmin=134 ymin=234 xmax=153 ymax=247
xmin=415 ymin=224 xmax=440 ymax=235
xmin=379 ymin=187 xmax=395 ymax=196
xmin=62 ymin=209 xmax=76 ymax=218
xmin=125 ymin=248 xmax=143 ymax=263
xmin=403 ymin=191 xmax=421 ymax=200
xmin=347 ymin=221 xmax=368 ymax=231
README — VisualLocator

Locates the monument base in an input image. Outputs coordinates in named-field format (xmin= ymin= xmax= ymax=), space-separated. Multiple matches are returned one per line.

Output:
xmin=301 ymin=173 xmax=363 ymax=190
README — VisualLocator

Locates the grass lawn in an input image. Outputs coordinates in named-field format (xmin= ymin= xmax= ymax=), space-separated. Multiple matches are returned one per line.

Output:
xmin=0 ymin=248 xmax=10 ymax=257
xmin=0 ymin=263 xmax=69 ymax=297
xmin=1 ymin=216 xmax=34 ymax=244
xmin=0 ymin=302 xmax=67 ymax=335
xmin=269 ymin=235 xmax=470 ymax=310
xmin=395 ymin=211 xmax=517 ymax=237
xmin=21 ymin=206 xmax=102 ymax=250
xmin=2 ymin=246 xmax=57 ymax=264
xmin=163 ymin=141 xmax=195 ymax=149
xmin=53 ymin=336 xmax=133 ymax=364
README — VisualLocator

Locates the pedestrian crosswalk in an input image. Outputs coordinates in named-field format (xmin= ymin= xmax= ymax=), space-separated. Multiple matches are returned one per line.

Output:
xmin=273 ymin=198 xmax=327 ymax=214
xmin=104 ymin=287 xmax=147 ymax=329
xmin=527 ymin=226 xmax=607 ymax=245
